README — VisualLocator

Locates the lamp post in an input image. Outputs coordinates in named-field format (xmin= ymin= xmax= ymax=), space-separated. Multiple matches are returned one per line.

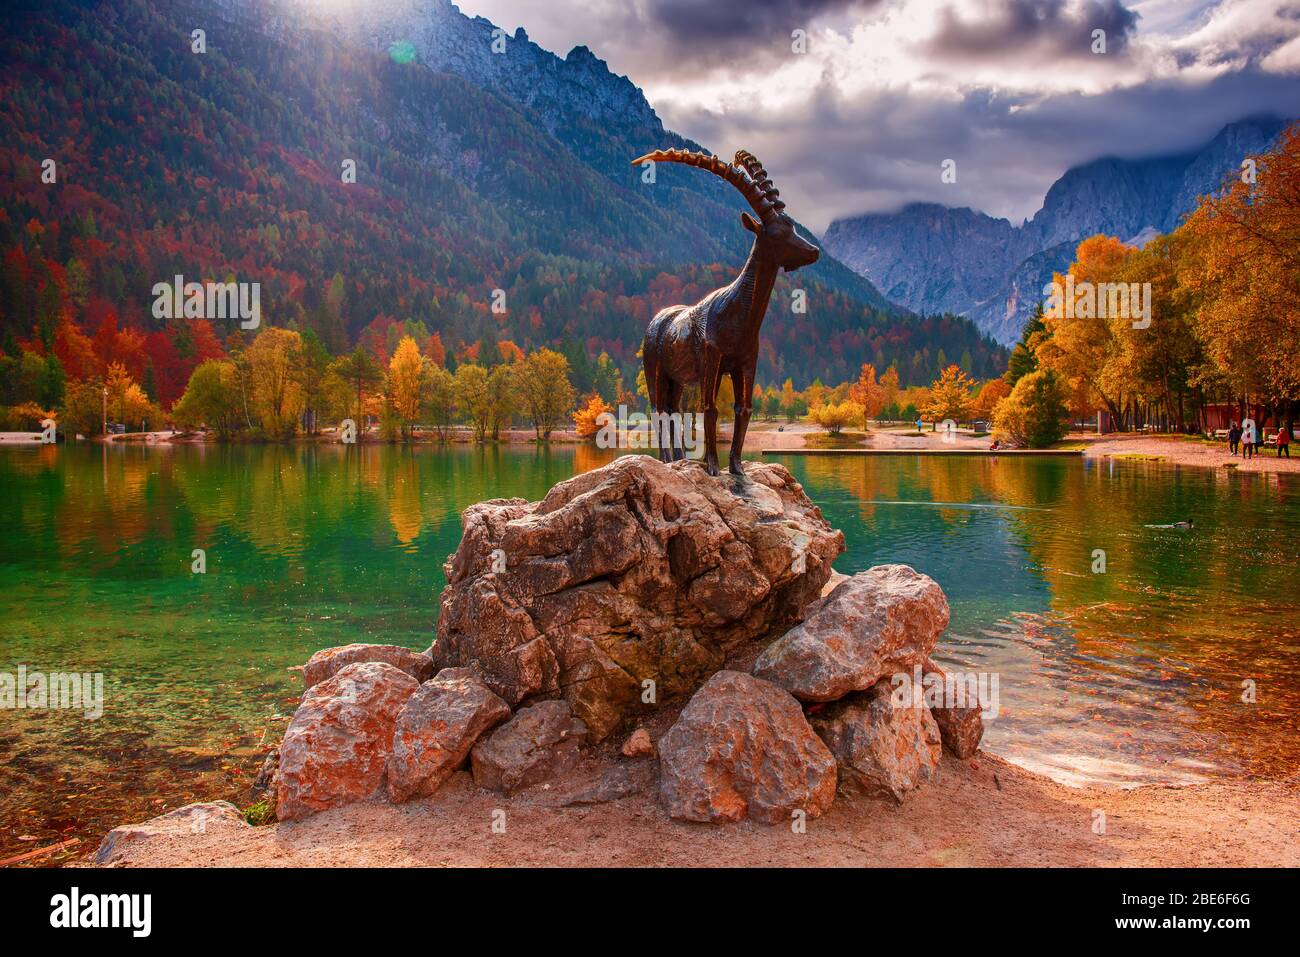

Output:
xmin=102 ymin=385 xmax=107 ymax=438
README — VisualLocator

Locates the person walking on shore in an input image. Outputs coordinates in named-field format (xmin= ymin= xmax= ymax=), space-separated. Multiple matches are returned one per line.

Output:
xmin=1229 ymin=421 xmax=1240 ymax=456
xmin=1278 ymin=424 xmax=1291 ymax=458
xmin=1242 ymin=419 xmax=1256 ymax=459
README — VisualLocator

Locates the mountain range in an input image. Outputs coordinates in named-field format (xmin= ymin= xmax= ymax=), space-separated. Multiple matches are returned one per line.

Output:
xmin=0 ymin=0 xmax=1008 ymax=397
xmin=823 ymin=116 xmax=1291 ymax=345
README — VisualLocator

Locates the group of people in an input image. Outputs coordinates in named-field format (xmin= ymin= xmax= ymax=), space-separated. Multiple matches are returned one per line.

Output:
xmin=1227 ymin=421 xmax=1291 ymax=458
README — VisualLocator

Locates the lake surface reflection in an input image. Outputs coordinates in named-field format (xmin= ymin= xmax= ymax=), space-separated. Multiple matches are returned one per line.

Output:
xmin=2 ymin=443 xmax=1297 ymax=859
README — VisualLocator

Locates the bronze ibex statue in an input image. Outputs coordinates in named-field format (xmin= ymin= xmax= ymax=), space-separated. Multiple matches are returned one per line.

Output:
xmin=632 ymin=148 xmax=819 ymax=476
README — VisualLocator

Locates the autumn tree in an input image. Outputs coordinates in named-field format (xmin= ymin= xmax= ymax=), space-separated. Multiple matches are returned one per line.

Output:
xmin=574 ymin=393 xmax=613 ymax=439
xmin=763 ymin=386 xmax=781 ymax=420
xmin=387 ymin=335 xmax=427 ymax=441
xmin=105 ymin=362 xmax=159 ymax=430
xmin=972 ymin=378 xmax=1011 ymax=421
xmin=1110 ymin=233 xmax=1204 ymax=431
xmin=781 ymin=378 xmax=799 ymax=422
xmin=245 ymin=328 xmax=306 ymax=439
xmin=880 ymin=366 xmax=901 ymax=414
xmin=173 ymin=360 xmax=243 ymax=437
xmin=486 ymin=363 xmax=516 ymax=440
xmin=1035 ymin=235 xmax=1133 ymax=422
xmin=424 ymin=331 xmax=447 ymax=368
xmin=59 ymin=379 xmax=108 ymax=438
xmin=993 ymin=368 xmax=1069 ymax=448
xmin=518 ymin=348 xmax=576 ymax=440
xmin=496 ymin=339 xmax=525 ymax=365
xmin=926 ymin=364 xmax=976 ymax=424
xmin=453 ymin=362 xmax=490 ymax=442
xmin=807 ymin=399 xmax=864 ymax=435
xmin=1179 ymin=121 xmax=1300 ymax=417
xmin=848 ymin=364 xmax=886 ymax=429
xmin=425 ymin=365 xmax=456 ymax=439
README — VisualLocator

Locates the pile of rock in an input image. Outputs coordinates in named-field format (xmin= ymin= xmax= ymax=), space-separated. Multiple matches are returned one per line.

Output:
xmin=256 ymin=457 xmax=982 ymax=826
xmin=656 ymin=565 xmax=984 ymax=823
xmin=431 ymin=454 xmax=844 ymax=739
xmin=266 ymin=456 xmax=845 ymax=821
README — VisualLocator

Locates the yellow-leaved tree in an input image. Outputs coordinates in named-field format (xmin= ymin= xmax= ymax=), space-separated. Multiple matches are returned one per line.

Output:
xmin=574 ymin=394 xmax=613 ymax=439
xmin=246 ymin=327 xmax=306 ymax=439
xmin=1178 ymin=122 xmax=1300 ymax=406
xmin=926 ymin=364 xmax=975 ymax=424
xmin=848 ymin=363 xmax=886 ymax=430
xmin=453 ymin=363 xmax=489 ymax=442
xmin=517 ymin=348 xmax=576 ymax=440
xmin=1034 ymin=234 xmax=1134 ymax=422
xmin=387 ymin=335 xmax=427 ymax=441
xmin=807 ymin=400 xmax=864 ymax=435
xmin=425 ymin=365 xmax=456 ymax=440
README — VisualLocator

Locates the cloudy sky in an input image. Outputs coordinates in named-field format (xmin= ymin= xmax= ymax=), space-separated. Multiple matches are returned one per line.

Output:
xmin=454 ymin=0 xmax=1300 ymax=231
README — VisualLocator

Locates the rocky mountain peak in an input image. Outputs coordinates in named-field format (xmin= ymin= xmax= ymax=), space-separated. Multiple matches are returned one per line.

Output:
xmin=824 ymin=115 xmax=1291 ymax=344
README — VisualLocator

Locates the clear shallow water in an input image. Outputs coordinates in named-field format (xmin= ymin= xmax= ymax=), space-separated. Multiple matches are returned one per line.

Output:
xmin=1 ymin=444 xmax=1298 ymax=859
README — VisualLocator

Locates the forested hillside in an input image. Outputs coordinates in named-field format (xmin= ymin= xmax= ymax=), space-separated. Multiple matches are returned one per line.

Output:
xmin=0 ymin=0 xmax=1006 ymax=413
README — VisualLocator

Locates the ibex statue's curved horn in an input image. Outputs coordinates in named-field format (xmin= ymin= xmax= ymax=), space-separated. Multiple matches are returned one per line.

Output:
xmin=734 ymin=150 xmax=786 ymax=215
xmin=630 ymin=147 xmax=780 ymax=223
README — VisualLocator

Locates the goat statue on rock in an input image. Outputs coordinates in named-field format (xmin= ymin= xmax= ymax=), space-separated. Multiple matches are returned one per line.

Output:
xmin=633 ymin=148 xmax=820 ymax=476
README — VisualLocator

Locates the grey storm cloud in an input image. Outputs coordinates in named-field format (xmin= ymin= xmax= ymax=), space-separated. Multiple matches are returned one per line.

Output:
xmin=924 ymin=0 xmax=1140 ymax=62
xmin=645 ymin=0 xmax=881 ymax=46
xmin=662 ymin=65 xmax=1300 ymax=232
xmin=617 ymin=0 xmax=885 ymax=75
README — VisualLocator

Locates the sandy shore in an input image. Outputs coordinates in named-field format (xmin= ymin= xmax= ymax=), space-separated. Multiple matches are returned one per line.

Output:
xmin=749 ymin=424 xmax=1300 ymax=473
xmin=91 ymin=613 xmax=1298 ymax=869
xmin=1079 ymin=433 xmax=1300 ymax=473
xmin=90 ymin=752 xmax=1299 ymax=868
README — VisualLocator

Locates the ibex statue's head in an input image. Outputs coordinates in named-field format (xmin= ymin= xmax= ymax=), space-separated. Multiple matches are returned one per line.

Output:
xmin=631 ymin=148 xmax=820 ymax=272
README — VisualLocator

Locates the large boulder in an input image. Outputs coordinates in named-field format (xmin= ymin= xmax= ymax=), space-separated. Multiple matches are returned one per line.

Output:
xmin=921 ymin=656 xmax=985 ymax=758
xmin=753 ymin=565 xmax=948 ymax=702
xmin=432 ymin=456 xmax=843 ymax=740
xmin=809 ymin=679 xmax=942 ymax=802
xmin=657 ymin=671 xmax=837 ymax=824
xmin=95 ymin=801 xmax=248 ymax=865
xmin=276 ymin=662 xmax=419 ymax=820
xmin=387 ymin=668 xmax=511 ymax=802
xmin=470 ymin=700 xmax=589 ymax=794
xmin=302 ymin=643 xmax=434 ymax=690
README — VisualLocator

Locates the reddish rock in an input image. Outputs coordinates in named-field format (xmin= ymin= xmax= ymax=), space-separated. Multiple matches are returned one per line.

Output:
xmin=387 ymin=668 xmax=511 ymax=802
xmin=621 ymin=727 xmax=654 ymax=758
xmin=753 ymin=564 xmax=949 ymax=702
xmin=432 ymin=456 xmax=843 ymax=740
xmin=276 ymin=662 xmax=419 ymax=820
xmin=302 ymin=643 xmax=434 ymax=690
xmin=921 ymin=657 xmax=985 ymax=758
xmin=95 ymin=801 xmax=248 ymax=865
xmin=657 ymin=671 xmax=837 ymax=825
xmin=809 ymin=679 xmax=942 ymax=802
xmin=470 ymin=700 xmax=589 ymax=794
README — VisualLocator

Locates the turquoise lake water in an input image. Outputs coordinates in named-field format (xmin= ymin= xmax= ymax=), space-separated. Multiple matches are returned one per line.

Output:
xmin=1 ymin=443 xmax=1297 ymax=859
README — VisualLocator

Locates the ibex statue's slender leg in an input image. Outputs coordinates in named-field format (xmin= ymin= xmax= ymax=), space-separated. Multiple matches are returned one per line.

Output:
xmin=667 ymin=379 xmax=685 ymax=461
xmin=700 ymin=351 xmax=722 ymax=476
xmin=729 ymin=368 xmax=752 ymax=476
